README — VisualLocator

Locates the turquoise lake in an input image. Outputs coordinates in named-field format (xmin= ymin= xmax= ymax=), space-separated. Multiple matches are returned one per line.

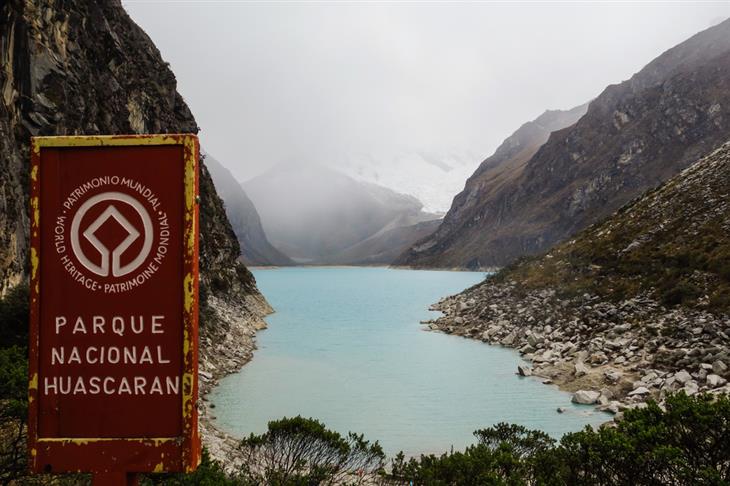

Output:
xmin=210 ymin=267 xmax=608 ymax=457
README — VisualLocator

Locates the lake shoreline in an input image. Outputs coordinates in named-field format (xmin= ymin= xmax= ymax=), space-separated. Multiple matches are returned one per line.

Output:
xmin=198 ymin=292 xmax=272 ymax=467
xmin=427 ymin=278 xmax=730 ymax=419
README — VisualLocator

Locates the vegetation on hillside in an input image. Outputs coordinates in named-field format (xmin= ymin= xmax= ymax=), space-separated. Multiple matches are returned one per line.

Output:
xmin=494 ymin=144 xmax=730 ymax=314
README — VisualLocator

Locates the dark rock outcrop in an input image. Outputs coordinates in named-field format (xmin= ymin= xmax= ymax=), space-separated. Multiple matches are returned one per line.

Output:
xmin=397 ymin=18 xmax=730 ymax=269
xmin=206 ymin=154 xmax=293 ymax=266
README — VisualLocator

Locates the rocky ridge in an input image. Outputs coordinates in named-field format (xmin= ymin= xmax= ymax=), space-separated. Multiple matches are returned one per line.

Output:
xmin=424 ymin=142 xmax=730 ymax=417
xmin=397 ymin=18 xmax=730 ymax=269
xmin=206 ymin=153 xmax=293 ymax=266
xmin=395 ymin=103 xmax=588 ymax=269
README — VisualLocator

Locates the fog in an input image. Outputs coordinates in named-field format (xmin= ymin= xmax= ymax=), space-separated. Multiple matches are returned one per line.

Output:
xmin=123 ymin=1 xmax=729 ymax=209
xmin=242 ymin=162 xmax=430 ymax=263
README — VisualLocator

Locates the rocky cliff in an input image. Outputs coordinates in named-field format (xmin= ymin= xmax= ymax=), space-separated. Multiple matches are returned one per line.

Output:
xmin=426 ymin=141 xmax=730 ymax=414
xmin=206 ymin=154 xmax=293 ymax=266
xmin=397 ymin=18 xmax=730 ymax=269
xmin=395 ymin=103 xmax=588 ymax=269
xmin=0 ymin=0 xmax=270 ymax=458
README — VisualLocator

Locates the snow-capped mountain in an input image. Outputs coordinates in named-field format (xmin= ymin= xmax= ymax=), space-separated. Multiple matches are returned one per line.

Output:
xmin=337 ymin=151 xmax=481 ymax=214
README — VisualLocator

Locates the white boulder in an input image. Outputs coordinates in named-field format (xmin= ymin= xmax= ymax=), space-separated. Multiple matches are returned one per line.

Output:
xmin=572 ymin=390 xmax=600 ymax=404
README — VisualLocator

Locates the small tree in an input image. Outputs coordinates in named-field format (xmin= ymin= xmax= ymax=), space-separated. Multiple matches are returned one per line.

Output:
xmin=236 ymin=416 xmax=385 ymax=485
xmin=474 ymin=423 xmax=560 ymax=484
xmin=143 ymin=449 xmax=242 ymax=485
xmin=389 ymin=423 xmax=560 ymax=485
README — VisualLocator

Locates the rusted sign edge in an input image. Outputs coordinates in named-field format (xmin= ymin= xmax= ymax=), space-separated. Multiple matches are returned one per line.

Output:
xmin=28 ymin=137 xmax=41 ymax=470
xmin=181 ymin=135 xmax=201 ymax=472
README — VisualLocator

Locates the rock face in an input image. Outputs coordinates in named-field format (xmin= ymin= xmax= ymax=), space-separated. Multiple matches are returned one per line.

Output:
xmin=395 ymin=103 xmax=587 ymax=269
xmin=0 ymin=0 xmax=270 ymax=459
xmin=244 ymin=162 xmax=440 ymax=264
xmin=206 ymin=154 xmax=293 ymax=266
xmin=425 ymin=142 xmax=730 ymax=412
xmin=397 ymin=18 xmax=730 ymax=269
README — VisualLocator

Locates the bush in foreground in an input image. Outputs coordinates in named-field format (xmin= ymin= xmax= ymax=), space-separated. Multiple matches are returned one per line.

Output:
xmin=388 ymin=392 xmax=730 ymax=485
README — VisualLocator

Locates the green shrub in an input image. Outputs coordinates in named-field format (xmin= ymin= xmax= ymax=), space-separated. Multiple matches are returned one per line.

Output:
xmin=390 ymin=423 xmax=562 ymax=485
xmin=143 ymin=449 xmax=243 ymax=486
xmin=0 ymin=390 xmax=27 ymax=482
xmin=0 ymin=284 xmax=29 ymax=484
xmin=659 ymin=280 xmax=701 ymax=307
xmin=387 ymin=393 xmax=730 ymax=485
xmin=236 ymin=416 xmax=385 ymax=485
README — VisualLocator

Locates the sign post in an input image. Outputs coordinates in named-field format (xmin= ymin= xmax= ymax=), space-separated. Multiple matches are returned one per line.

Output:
xmin=28 ymin=135 xmax=201 ymax=483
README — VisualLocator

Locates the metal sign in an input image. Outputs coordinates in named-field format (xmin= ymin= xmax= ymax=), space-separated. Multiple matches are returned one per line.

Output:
xmin=28 ymin=135 xmax=201 ymax=480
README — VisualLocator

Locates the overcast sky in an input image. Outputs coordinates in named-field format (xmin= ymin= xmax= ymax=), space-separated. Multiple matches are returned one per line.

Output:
xmin=123 ymin=1 xmax=730 ymax=184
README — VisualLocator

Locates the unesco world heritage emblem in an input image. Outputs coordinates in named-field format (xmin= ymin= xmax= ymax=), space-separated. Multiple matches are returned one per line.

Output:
xmin=53 ymin=178 xmax=171 ymax=293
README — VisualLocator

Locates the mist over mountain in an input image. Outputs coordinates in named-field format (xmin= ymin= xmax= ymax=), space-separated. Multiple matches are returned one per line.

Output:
xmin=206 ymin=154 xmax=293 ymax=266
xmin=243 ymin=163 xmax=439 ymax=264
xmin=396 ymin=18 xmax=730 ymax=269
xmin=326 ymin=218 xmax=442 ymax=266
xmin=338 ymin=150 xmax=480 ymax=214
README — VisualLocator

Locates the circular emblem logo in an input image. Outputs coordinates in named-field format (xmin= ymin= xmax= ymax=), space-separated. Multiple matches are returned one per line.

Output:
xmin=70 ymin=192 xmax=154 ymax=277
xmin=53 ymin=176 xmax=170 ymax=293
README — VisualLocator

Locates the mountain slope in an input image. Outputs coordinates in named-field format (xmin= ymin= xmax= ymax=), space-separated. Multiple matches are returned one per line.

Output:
xmin=395 ymin=103 xmax=588 ymax=269
xmin=206 ymin=154 xmax=293 ymax=266
xmin=328 ymin=218 xmax=441 ymax=265
xmin=244 ymin=163 xmax=438 ymax=264
xmin=430 ymin=141 xmax=730 ymax=407
xmin=397 ymin=18 xmax=730 ymax=269
xmin=497 ymin=141 xmax=730 ymax=313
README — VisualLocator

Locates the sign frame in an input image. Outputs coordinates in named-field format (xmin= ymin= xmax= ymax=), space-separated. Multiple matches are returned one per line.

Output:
xmin=28 ymin=134 xmax=201 ymax=476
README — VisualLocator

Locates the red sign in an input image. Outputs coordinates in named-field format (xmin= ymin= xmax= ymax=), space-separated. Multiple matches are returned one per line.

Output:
xmin=28 ymin=135 xmax=201 ymax=477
